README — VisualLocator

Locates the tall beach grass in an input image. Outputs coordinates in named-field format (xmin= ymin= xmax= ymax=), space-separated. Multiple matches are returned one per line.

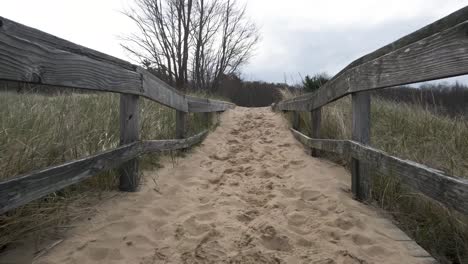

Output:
xmin=0 ymin=89 xmax=217 ymax=251
xmin=281 ymin=89 xmax=468 ymax=264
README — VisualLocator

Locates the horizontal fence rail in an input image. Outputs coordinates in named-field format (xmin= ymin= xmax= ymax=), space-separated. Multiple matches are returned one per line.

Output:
xmin=274 ymin=6 xmax=468 ymax=216
xmin=274 ymin=6 xmax=468 ymax=112
xmin=0 ymin=131 xmax=209 ymax=214
xmin=0 ymin=17 xmax=235 ymax=214
xmin=0 ymin=16 xmax=235 ymax=113
xmin=291 ymin=129 xmax=468 ymax=215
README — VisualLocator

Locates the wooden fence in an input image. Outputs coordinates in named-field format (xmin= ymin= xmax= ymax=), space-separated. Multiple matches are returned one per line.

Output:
xmin=0 ymin=17 xmax=234 ymax=214
xmin=273 ymin=6 xmax=468 ymax=215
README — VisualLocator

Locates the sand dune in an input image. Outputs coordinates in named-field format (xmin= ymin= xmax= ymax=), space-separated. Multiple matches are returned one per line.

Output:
xmin=34 ymin=107 xmax=433 ymax=264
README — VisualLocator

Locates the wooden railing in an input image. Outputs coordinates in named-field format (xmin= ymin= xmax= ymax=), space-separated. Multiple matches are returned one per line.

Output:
xmin=273 ymin=6 xmax=468 ymax=215
xmin=0 ymin=17 xmax=234 ymax=214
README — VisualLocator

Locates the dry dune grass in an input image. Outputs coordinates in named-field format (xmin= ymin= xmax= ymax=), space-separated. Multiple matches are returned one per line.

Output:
xmin=281 ymin=89 xmax=468 ymax=263
xmin=0 ymin=90 xmax=214 ymax=253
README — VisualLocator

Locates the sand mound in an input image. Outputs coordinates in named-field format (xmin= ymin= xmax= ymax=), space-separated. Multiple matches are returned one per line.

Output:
xmin=27 ymin=107 xmax=431 ymax=263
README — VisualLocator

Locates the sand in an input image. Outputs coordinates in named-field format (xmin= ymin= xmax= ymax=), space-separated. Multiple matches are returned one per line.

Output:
xmin=31 ymin=107 xmax=431 ymax=263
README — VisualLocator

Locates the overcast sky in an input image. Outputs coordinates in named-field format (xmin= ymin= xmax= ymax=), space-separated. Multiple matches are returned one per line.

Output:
xmin=2 ymin=0 xmax=468 ymax=84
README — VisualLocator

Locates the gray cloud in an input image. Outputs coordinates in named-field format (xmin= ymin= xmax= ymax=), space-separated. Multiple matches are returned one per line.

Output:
xmin=243 ymin=15 xmax=458 ymax=84
xmin=241 ymin=1 xmax=468 ymax=85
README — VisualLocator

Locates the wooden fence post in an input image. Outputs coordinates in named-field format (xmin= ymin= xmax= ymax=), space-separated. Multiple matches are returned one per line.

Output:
xmin=119 ymin=94 xmax=140 ymax=192
xmin=203 ymin=112 xmax=211 ymax=127
xmin=351 ymin=92 xmax=371 ymax=201
xmin=310 ymin=108 xmax=322 ymax=157
xmin=292 ymin=112 xmax=300 ymax=130
xmin=176 ymin=110 xmax=187 ymax=139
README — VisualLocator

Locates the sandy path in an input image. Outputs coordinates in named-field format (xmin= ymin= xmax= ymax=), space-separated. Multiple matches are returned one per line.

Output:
xmin=36 ymin=107 xmax=430 ymax=264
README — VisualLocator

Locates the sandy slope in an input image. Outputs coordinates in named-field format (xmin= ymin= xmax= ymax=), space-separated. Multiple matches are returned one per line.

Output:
xmin=34 ymin=107 xmax=430 ymax=264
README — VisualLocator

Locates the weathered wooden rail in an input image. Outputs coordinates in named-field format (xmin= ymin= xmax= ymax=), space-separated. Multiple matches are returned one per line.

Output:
xmin=0 ymin=17 xmax=234 ymax=214
xmin=274 ymin=6 xmax=468 ymax=215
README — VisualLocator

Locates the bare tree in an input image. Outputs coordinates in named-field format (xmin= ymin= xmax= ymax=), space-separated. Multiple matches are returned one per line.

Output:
xmin=121 ymin=0 xmax=259 ymax=92
xmin=121 ymin=0 xmax=193 ymax=90
xmin=211 ymin=0 xmax=259 ymax=91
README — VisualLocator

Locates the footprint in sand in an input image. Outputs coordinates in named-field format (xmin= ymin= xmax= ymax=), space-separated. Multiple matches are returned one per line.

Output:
xmin=227 ymin=139 xmax=241 ymax=145
xmin=236 ymin=209 xmax=260 ymax=224
xmin=259 ymin=225 xmax=292 ymax=252
xmin=200 ymin=160 xmax=213 ymax=168
xmin=279 ymin=188 xmax=296 ymax=198
xmin=327 ymin=216 xmax=358 ymax=231
xmin=300 ymin=190 xmax=324 ymax=202
xmin=364 ymin=245 xmax=390 ymax=257
xmin=296 ymin=238 xmax=315 ymax=248
xmin=350 ymin=233 xmax=373 ymax=246
xmin=181 ymin=240 xmax=226 ymax=264
xmin=195 ymin=211 xmax=217 ymax=222
xmin=259 ymin=169 xmax=279 ymax=179
xmin=181 ymin=216 xmax=215 ymax=237
xmin=286 ymin=211 xmax=308 ymax=227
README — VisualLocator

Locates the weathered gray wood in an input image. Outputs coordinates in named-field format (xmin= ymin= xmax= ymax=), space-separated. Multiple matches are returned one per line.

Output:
xmin=186 ymin=95 xmax=235 ymax=112
xmin=0 ymin=29 xmax=142 ymax=94
xmin=292 ymin=112 xmax=300 ymax=130
xmin=0 ymin=31 xmax=190 ymax=112
xmin=0 ymin=131 xmax=211 ymax=214
xmin=348 ymin=141 xmax=468 ymax=216
xmin=290 ymin=130 xmax=468 ymax=215
xmin=119 ymin=94 xmax=140 ymax=192
xmin=0 ymin=16 xmax=136 ymax=71
xmin=351 ymin=92 xmax=371 ymax=201
xmin=203 ymin=112 xmax=212 ymax=126
xmin=275 ymin=19 xmax=468 ymax=112
xmin=337 ymin=6 xmax=468 ymax=75
xmin=143 ymin=130 xmax=209 ymax=152
xmin=138 ymin=67 xmax=189 ymax=112
xmin=0 ymin=143 xmax=142 ymax=215
xmin=310 ymin=108 xmax=322 ymax=157
xmin=290 ymin=129 xmax=349 ymax=155
xmin=176 ymin=110 xmax=187 ymax=139
xmin=0 ymin=17 xmax=234 ymax=113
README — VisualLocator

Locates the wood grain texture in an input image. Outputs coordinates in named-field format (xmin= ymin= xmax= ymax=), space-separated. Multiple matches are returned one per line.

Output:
xmin=337 ymin=6 xmax=468 ymax=75
xmin=0 ymin=143 xmax=142 ymax=215
xmin=290 ymin=129 xmax=468 ymax=215
xmin=290 ymin=129 xmax=349 ymax=156
xmin=309 ymin=108 xmax=322 ymax=157
xmin=351 ymin=92 xmax=371 ymax=201
xmin=186 ymin=96 xmax=235 ymax=113
xmin=0 ymin=131 xmax=210 ymax=214
xmin=275 ymin=18 xmax=468 ymax=112
xmin=0 ymin=30 xmax=142 ymax=93
xmin=349 ymin=141 xmax=468 ymax=216
xmin=0 ymin=16 xmax=135 ymax=70
xmin=292 ymin=112 xmax=300 ymax=130
xmin=143 ymin=130 xmax=209 ymax=153
xmin=176 ymin=110 xmax=187 ymax=139
xmin=119 ymin=94 xmax=140 ymax=192
xmin=138 ymin=67 xmax=189 ymax=112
